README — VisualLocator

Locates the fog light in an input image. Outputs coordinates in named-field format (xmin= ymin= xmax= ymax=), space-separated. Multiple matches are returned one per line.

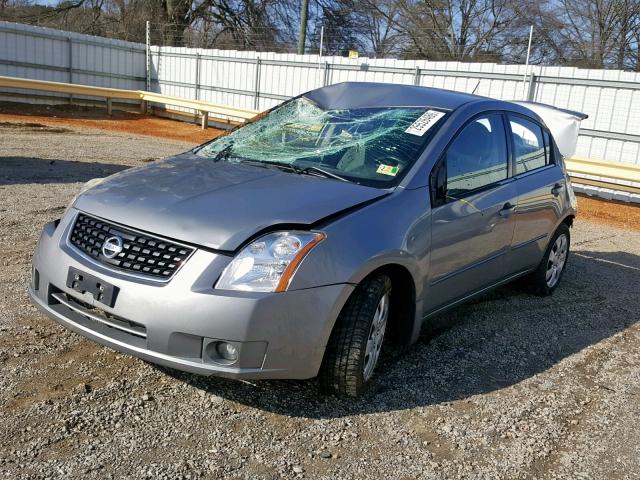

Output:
xmin=216 ymin=342 xmax=238 ymax=362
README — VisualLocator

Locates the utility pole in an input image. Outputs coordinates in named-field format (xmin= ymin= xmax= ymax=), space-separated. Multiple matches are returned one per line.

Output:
xmin=145 ymin=21 xmax=151 ymax=92
xmin=522 ymin=25 xmax=533 ymax=100
xmin=298 ymin=0 xmax=309 ymax=55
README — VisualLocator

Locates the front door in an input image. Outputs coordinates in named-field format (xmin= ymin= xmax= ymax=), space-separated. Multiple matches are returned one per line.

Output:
xmin=425 ymin=113 xmax=517 ymax=313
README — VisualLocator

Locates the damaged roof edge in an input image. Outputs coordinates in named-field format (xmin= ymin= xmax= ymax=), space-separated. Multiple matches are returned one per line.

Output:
xmin=512 ymin=101 xmax=589 ymax=159
xmin=303 ymin=82 xmax=483 ymax=111
xmin=513 ymin=100 xmax=588 ymax=120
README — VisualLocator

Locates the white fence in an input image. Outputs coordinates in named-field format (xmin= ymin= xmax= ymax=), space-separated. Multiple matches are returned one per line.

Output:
xmin=1 ymin=21 xmax=640 ymax=176
xmin=152 ymin=46 xmax=640 ymax=169
xmin=0 ymin=21 xmax=145 ymax=103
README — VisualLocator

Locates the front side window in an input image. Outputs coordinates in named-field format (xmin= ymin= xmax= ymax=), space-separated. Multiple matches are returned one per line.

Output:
xmin=444 ymin=114 xmax=508 ymax=197
xmin=509 ymin=116 xmax=550 ymax=174
xmin=197 ymin=98 xmax=446 ymax=188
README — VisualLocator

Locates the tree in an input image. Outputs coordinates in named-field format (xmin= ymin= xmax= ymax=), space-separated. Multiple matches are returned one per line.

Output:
xmin=349 ymin=0 xmax=405 ymax=57
xmin=526 ymin=0 xmax=640 ymax=69
xmin=364 ymin=0 xmax=522 ymax=62
xmin=1 ymin=0 xmax=638 ymax=68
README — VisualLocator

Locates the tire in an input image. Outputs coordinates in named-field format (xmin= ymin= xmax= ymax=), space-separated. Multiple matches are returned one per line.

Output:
xmin=319 ymin=274 xmax=392 ymax=397
xmin=527 ymin=223 xmax=570 ymax=296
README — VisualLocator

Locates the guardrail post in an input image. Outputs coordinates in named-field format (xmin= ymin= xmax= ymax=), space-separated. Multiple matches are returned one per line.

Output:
xmin=253 ymin=57 xmax=261 ymax=110
xmin=106 ymin=98 xmax=112 ymax=116
xmin=201 ymin=110 xmax=209 ymax=130
xmin=323 ymin=61 xmax=330 ymax=86
xmin=414 ymin=66 xmax=421 ymax=85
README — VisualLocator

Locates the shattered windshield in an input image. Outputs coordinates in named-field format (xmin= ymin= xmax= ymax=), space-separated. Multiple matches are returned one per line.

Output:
xmin=198 ymin=97 xmax=446 ymax=188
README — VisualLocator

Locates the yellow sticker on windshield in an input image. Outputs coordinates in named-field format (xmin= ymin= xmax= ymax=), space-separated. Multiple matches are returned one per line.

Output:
xmin=377 ymin=164 xmax=399 ymax=176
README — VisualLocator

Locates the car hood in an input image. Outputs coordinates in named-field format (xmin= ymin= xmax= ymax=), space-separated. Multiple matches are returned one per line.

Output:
xmin=74 ymin=153 xmax=388 ymax=251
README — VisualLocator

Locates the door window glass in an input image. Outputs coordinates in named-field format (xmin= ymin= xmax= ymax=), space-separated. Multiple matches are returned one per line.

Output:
xmin=445 ymin=114 xmax=508 ymax=197
xmin=510 ymin=116 xmax=548 ymax=174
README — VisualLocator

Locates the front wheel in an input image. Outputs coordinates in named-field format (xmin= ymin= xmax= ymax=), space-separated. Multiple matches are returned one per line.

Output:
xmin=526 ymin=223 xmax=570 ymax=296
xmin=319 ymin=274 xmax=391 ymax=397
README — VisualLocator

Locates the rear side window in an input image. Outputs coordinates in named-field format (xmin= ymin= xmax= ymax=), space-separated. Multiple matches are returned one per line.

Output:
xmin=509 ymin=116 xmax=550 ymax=174
xmin=445 ymin=114 xmax=508 ymax=197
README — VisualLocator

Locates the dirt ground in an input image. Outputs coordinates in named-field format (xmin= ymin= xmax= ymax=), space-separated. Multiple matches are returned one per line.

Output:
xmin=1 ymin=113 xmax=640 ymax=479
xmin=575 ymin=195 xmax=640 ymax=231
xmin=0 ymin=101 xmax=223 ymax=144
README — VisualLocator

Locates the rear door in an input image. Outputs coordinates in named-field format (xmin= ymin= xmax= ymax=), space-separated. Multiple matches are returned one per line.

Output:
xmin=506 ymin=114 xmax=567 ymax=273
xmin=425 ymin=113 xmax=517 ymax=313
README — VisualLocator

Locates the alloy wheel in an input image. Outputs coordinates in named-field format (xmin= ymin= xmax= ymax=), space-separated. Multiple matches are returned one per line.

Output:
xmin=546 ymin=234 xmax=568 ymax=288
xmin=362 ymin=291 xmax=390 ymax=381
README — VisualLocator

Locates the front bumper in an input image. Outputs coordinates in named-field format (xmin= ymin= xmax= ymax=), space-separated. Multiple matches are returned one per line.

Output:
xmin=29 ymin=210 xmax=354 ymax=379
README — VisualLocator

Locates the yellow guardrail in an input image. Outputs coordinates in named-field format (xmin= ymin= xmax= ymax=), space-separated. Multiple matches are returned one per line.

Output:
xmin=0 ymin=75 xmax=258 ymax=128
xmin=566 ymin=157 xmax=640 ymax=195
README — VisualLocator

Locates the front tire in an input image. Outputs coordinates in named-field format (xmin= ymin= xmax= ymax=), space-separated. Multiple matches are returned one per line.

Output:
xmin=319 ymin=274 xmax=391 ymax=397
xmin=527 ymin=223 xmax=570 ymax=296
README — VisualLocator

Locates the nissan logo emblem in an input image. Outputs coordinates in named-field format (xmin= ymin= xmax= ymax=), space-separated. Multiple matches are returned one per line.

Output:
xmin=102 ymin=236 xmax=124 ymax=259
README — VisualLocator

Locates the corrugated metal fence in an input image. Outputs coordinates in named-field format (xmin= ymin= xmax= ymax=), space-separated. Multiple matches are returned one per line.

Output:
xmin=152 ymin=46 xmax=640 ymax=170
xmin=1 ymin=21 xmax=639 ymax=177
xmin=0 ymin=21 xmax=145 ymax=103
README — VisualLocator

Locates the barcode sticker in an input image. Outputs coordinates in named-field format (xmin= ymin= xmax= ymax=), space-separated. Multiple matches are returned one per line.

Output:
xmin=405 ymin=110 xmax=445 ymax=136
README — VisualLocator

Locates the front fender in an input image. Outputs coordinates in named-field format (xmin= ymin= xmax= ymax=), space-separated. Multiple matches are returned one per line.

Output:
xmin=289 ymin=188 xmax=431 ymax=300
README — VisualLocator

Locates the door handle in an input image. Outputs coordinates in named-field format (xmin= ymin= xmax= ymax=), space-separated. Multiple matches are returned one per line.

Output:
xmin=498 ymin=202 xmax=515 ymax=217
xmin=551 ymin=183 xmax=564 ymax=196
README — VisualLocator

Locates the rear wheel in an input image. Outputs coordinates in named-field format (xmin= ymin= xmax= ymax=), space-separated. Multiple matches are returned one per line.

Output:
xmin=319 ymin=274 xmax=391 ymax=397
xmin=527 ymin=223 xmax=570 ymax=296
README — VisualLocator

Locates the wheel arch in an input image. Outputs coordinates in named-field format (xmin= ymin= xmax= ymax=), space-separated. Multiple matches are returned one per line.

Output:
xmin=561 ymin=214 xmax=575 ymax=228
xmin=374 ymin=264 xmax=419 ymax=345
xmin=346 ymin=262 xmax=421 ymax=346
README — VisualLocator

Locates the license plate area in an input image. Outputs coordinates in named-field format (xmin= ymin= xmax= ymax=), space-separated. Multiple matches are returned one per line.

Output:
xmin=66 ymin=267 xmax=119 ymax=307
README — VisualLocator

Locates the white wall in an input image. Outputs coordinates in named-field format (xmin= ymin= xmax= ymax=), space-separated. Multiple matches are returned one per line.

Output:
xmin=150 ymin=47 xmax=640 ymax=167
xmin=0 ymin=21 xmax=145 ymax=103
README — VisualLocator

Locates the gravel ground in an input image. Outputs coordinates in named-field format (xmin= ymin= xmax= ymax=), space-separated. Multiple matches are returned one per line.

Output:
xmin=1 ymin=120 xmax=639 ymax=479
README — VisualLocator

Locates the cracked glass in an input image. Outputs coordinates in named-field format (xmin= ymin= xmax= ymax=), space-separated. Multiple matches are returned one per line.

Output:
xmin=198 ymin=98 xmax=445 ymax=188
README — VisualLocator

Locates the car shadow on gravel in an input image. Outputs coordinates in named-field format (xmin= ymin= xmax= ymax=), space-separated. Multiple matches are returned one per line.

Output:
xmin=0 ymin=156 xmax=130 ymax=185
xmin=161 ymin=249 xmax=639 ymax=419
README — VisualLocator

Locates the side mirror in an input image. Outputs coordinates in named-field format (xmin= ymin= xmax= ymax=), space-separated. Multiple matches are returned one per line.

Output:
xmin=430 ymin=160 xmax=447 ymax=206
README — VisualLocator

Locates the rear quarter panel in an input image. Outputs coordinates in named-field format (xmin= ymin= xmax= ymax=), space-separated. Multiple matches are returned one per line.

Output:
xmin=509 ymin=148 xmax=576 ymax=273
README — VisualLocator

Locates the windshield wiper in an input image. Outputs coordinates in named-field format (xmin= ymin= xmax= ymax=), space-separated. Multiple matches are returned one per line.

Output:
xmin=237 ymin=159 xmax=349 ymax=182
xmin=297 ymin=165 xmax=349 ymax=182
xmin=237 ymin=158 xmax=295 ymax=172
xmin=211 ymin=142 xmax=234 ymax=162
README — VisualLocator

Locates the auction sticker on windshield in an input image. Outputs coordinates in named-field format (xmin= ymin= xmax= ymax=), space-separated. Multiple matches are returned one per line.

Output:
xmin=405 ymin=110 xmax=445 ymax=136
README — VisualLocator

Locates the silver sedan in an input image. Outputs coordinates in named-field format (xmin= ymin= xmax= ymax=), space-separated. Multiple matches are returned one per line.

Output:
xmin=29 ymin=82 xmax=584 ymax=396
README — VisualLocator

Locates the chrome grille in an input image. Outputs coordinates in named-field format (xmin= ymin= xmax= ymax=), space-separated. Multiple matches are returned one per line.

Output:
xmin=69 ymin=213 xmax=194 ymax=280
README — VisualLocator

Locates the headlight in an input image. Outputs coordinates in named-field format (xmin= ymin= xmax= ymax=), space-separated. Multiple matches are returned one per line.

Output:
xmin=216 ymin=231 xmax=326 ymax=292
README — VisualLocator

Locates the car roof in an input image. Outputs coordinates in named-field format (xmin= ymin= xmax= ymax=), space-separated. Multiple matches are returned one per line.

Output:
xmin=303 ymin=81 xmax=486 ymax=111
